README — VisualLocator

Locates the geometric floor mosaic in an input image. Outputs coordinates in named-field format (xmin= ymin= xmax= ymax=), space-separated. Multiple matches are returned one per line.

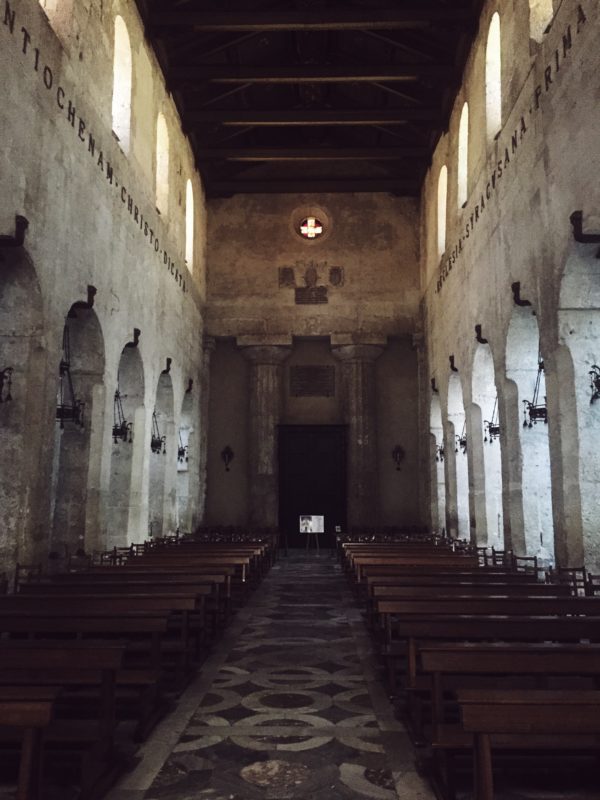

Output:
xmin=127 ymin=551 xmax=434 ymax=800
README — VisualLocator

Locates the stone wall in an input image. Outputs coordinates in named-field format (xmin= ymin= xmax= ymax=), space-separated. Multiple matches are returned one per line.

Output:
xmin=420 ymin=0 xmax=600 ymax=567
xmin=0 ymin=0 xmax=207 ymax=570
xmin=205 ymin=192 xmax=424 ymax=529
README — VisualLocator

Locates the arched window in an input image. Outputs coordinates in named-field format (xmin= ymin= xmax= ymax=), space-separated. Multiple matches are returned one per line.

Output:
xmin=457 ymin=102 xmax=469 ymax=208
xmin=112 ymin=16 xmax=132 ymax=154
xmin=485 ymin=13 xmax=502 ymax=142
xmin=185 ymin=179 xmax=194 ymax=270
xmin=529 ymin=0 xmax=554 ymax=42
xmin=156 ymin=113 xmax=169 ymax=214
xmin=39 ymin=0 xmax=59 ymax=16
xmin=437 ymin=165 xmax=448 ymax=259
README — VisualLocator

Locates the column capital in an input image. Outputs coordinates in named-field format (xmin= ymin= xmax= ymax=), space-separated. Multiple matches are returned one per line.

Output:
xmin=331 ymin=344 xmax=384 ymax=363
xmin=241 ymin=344 xmax=292 ymax=366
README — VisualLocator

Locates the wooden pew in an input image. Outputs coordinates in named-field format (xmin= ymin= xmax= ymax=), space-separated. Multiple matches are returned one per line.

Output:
xmin=378 ymin=613 xmax=600 ymax=692
xmin=0 ymin=685 xmax=58 ymax=800
xmin=458 ymin=690 xmax=600 ymax=800
xmin=0 ymin=642 xmax=125 ymax=800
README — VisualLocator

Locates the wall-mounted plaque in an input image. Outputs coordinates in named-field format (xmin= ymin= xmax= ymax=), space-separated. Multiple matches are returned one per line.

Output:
xmin=290 ymin=365 xmax=335 ymax=397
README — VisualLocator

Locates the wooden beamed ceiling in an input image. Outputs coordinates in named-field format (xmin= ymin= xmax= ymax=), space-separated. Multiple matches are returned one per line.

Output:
xmin=135 ymin=1 xmax=484 ymax=198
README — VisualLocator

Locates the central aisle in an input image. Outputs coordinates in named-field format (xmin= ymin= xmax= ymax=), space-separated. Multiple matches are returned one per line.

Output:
xmin=109 ymin=552 xmax=434 ymax=800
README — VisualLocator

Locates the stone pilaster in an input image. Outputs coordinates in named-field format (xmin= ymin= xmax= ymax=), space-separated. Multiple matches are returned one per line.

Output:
xmin=196 ymin=336 xmax=216 ymax=527
xmin=241 ymin=345 xmax=291 ymax=526
xmin=332 ymin=344 xmax=384 ymax=527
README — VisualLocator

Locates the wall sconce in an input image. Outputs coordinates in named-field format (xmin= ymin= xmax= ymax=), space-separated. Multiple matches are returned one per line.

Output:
xmin=112 ymin=389 xmax=132 ymax=444
xmin=0 ymin=367 xmax=13 ymax=403
xmin=221 ymin=445 xmax=234 ymax=471
xmin=435 ymin=444 xmax=445 ymax=462
xmin=455 ymin=422 xmax=467 ymax=454
xmin=391 ymin=444 xmax=405 ymax=471
xmin=484 ymin=397 xmax=500 ymax=443
xmin=523 ymin=356 xmax=548 ymax=427
xmin=178 ymin=432 xmax=189 ymax=463
xmin=151 ymin=411 xmax=166 ymax=455
xmin=590 ymin=365 xmax=600 ymax=404
xmin=56 ymin=324 xmax=84 ymax=429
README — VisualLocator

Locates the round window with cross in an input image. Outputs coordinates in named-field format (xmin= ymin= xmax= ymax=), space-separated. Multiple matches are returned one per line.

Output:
xmin=299 ymin=216 xmax=324 ymax=240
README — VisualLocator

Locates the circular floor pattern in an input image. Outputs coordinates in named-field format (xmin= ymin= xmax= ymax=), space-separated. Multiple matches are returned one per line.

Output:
xmin=230 ymin=712 xmax=335 ymax=752
xmin=332 ymin=688 xmax=374 ymax=714
xmin=241 ymin=688 xmax=332 ymax=715
xmin=250 ymin=665 xmax=337 ymax=690
xmin=339 ymin=763 xmax=397 ymax=799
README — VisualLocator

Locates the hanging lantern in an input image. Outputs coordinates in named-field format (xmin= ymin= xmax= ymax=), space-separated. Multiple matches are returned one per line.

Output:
xmin=151 ymin=410 xmax=166 ymax=455
xmin=484 ymin=396 xmax=501 ymax=443
xmin=178 ymin=432 xmax=188 ymax=463
xmin=435 ymin=444 xmax=445 ymax=462
xmin=56 ymin=324 xmax=84 ymax=429
xmin=112 ymin=389 xmax=133 ymax=443
xmin=523 ymin=356 xmax=548 ymax=427
xmin=455 ymin=421 xmax=467 ymax=454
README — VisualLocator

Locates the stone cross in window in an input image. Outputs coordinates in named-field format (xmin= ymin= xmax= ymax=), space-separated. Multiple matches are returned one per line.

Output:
xmin=300 ymin=217 xmax=323 ymax=239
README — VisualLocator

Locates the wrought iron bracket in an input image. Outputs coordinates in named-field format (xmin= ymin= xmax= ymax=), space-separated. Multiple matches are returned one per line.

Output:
xmin=186 ymin=378 xmax=194 ymax=394
xmin=449 ymin=355 xmax=458 ymax=372
xmin=570 ymin=210 xmax=600 ymax=258
xmin=125 ymin=328 xmax=141 ymax=348
xmin=511 ymin=281 xmax=532 ymax=307
xmin=475 ymin=324 xmax=488 ymax=344
xmin=431 ymin=377 xmax=438 ymax=394
xmin=0 ymin=215 xmax=29 ymax=248
xmin=162 ymin=358 xmax=172 ymax=374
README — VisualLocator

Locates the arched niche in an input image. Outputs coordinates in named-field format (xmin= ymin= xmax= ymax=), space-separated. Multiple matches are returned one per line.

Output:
xmin=447 ymin=373 xmax=470 ymax=539
xmin=50 ymin=303 xmax=105 ymax=557
xmin=430 ymin=392 xmax=446 ymax=533
xmin=0 ymin=248 xmax=45 ymax=571
xmin=506 ymin=307 xmax=554 ymax=562
xmin=148 ymin=370 xmax=175 ymax=537
xmin=558 ymin=242 xmax=600 ymax=568
xmin=472 ymin=344 xmax=504 ymax=548
xmin=106 ymin=343 xmax=144 ymax=548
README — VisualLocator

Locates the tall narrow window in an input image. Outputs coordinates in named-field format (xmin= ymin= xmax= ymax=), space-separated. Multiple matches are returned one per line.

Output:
xmin=156 ymin=113 xmax=169 ymax=214
xmin=529 ymin=0 xmax=554 ymax=42
xmin=457 ymin=103 xmax=469 ymax=208
xmin=112 ymin=16 xmax=132 ymax=154
xmin=185 ymin=179 xmax=194 ymax=270
xmin=485 ymin=13 xmax=502 ymax=142
xmin=437 ymin=165 xmax=448 ymax=259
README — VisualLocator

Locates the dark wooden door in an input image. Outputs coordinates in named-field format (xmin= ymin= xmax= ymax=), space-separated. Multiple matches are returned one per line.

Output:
xmin=278 ymin=425 xmax=347 ymax=548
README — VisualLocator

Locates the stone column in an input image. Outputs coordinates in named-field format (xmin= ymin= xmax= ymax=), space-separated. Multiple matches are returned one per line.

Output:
xmin=332 ymin=344 xmax=384 ymax=527
xmin=241 ymin=345 xmax=291 ymax=526
xmin=196 ymin=336 xmax=215 ymax=527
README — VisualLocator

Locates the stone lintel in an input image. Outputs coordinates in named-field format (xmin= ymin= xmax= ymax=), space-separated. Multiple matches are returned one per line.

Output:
xmin=331 ymin=344 xmax=385 ymax=363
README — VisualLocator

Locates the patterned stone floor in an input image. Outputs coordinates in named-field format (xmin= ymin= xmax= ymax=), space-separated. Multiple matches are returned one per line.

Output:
xmin=107 ymin=551 xmax=434 ymax=800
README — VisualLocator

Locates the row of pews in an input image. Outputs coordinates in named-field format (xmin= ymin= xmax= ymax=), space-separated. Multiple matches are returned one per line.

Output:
xmin=0 ymin=532 xmax=275 ymax=799
xmin=340 ymin=535 xmax=600 ymax=800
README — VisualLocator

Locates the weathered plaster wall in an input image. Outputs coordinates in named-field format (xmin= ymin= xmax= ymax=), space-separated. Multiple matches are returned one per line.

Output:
xmin=206 ymin=193 xmax=420 ymax=342
xmin=376 ymin=339 xmax=421 ymax=526
xmin=0 ymin=0 xmax=207 ymax=569
xmin=420 ymin=0 xmax=600 ymax=566
xmin=205 ymin=340 xmax=249 ymax=526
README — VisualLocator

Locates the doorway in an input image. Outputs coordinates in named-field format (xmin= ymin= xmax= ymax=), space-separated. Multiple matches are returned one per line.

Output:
xmin=278 ymin=425 xmax=347 ymax=549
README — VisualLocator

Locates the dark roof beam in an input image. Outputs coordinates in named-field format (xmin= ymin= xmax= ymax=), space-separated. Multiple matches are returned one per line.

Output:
xmin=208 ymin=178 xmax=420 ymax=195
xmin=196 ymin=147 xmax=428 ymax=162
xmin=171 ymin=64 xmax=455 ymax=83
xmin=150 ymin=8 xmax=473 ymax=32
xmin=185 ymin=108 xmax=439 ymax=126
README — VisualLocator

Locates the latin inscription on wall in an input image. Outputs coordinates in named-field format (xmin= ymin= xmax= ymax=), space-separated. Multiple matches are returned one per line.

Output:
xmin=290 ymin=366 xmax=335 ymax=397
